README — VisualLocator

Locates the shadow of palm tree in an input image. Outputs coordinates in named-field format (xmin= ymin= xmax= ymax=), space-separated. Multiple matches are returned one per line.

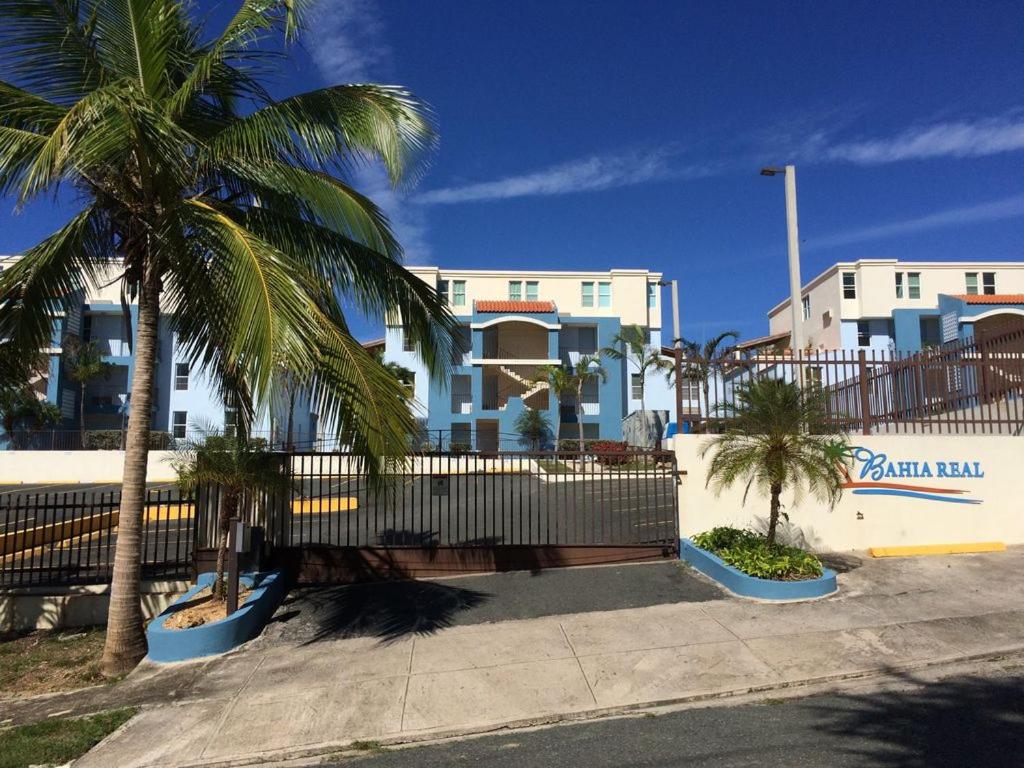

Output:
xmin=806 ymin=669 xmax=1024 ymax=766
xmin=292 ymin=580 xmax=490 ymax=645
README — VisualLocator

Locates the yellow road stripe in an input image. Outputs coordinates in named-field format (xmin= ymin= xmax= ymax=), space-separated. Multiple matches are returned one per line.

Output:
xmin=869 ymin=542 xmax=1006 ymax=558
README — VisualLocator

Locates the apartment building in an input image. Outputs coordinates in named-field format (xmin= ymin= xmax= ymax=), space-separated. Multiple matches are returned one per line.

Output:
xmin=767 ymin=259 xmax=1024 ymax=353
xmin=0 ymin=255 xmax=317 ymax=447
xmin=383 ymin=268 xmax=665 ymax=448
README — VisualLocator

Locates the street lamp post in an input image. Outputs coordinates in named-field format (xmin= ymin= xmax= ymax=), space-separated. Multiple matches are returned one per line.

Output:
xmin=659 ymin=279 xmax=684 ymax=436
xmin=760 ymin=165 xmax=805 ymax=357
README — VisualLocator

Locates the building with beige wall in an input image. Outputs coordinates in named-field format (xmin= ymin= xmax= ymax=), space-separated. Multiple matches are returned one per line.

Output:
xmin=767 ymin=259 xmax=1024 ymax=353
xmin=383 ymin=267 xmax=666 ymax=448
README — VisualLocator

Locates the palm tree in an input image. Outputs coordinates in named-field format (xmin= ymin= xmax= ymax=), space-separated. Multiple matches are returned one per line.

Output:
xmin=601 ymin=324 xmax=671 ymax=411
xmin=669 ymin=331 xmax=739 ymax=425
xmin=701 ymin=378 xmax=850 ymax=546
xmin=536 ymin=356 xmax=607 ymax=450
xmin=0 ymin=0 xmax=454 ymax=675
xmin=172 ymin=427 xmax=291 ymax=601
xmin=514 ymin=407 xmax=551 ymax=450
xmin=64 ymin=337 xmax=113 ymax=448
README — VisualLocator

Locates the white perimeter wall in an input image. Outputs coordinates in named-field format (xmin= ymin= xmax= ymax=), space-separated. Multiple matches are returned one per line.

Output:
xmin=674 ymin=434 xmax=1024 ymax=552
xmin=0 ymin=451 xmax=178 ymax=484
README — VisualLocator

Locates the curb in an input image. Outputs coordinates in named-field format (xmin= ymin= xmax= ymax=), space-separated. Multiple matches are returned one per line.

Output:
xmin=161 ymin=644 xmax=1024 ymax=768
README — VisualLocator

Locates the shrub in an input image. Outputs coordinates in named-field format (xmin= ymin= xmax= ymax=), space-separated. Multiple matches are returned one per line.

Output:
xmin=85 ymin=430 xmax=174 ymax=450
xmin=590 ymin=440 xmax=630 ymax=465
xmin=448 ymin=441 xmax=471 ymax=454
xmin=691 ymin=526 xmax=824 ymax=581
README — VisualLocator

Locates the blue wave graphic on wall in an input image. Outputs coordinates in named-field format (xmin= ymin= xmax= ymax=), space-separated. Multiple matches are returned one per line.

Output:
xmin=851 ymin=488 xmax=982 ymax=505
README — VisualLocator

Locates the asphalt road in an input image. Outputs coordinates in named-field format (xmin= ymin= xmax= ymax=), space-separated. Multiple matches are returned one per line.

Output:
xmin=331 ymin=662 xmax=1024 ymax=768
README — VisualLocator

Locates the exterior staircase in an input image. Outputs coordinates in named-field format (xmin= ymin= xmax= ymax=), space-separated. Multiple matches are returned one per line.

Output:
xmin=496 ymin=365 xmax=550 ymax=409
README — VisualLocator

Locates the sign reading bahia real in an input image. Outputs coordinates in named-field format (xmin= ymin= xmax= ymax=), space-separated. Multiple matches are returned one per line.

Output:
xmin=843 ymin=447 xmax=983 ymax=505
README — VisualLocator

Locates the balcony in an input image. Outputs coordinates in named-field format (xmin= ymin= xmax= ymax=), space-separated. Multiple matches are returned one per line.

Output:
xmin=475 ymin=322 xmax=557 ymax=364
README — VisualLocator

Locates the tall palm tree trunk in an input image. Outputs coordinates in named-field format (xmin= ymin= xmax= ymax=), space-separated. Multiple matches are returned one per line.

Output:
xmin=766 ymin=482 xmax=782 ymax=546
xmin=79 ymin=381 xmax=87 ymax=448
xmin=101 ymin=272 xmax=160 ymax=677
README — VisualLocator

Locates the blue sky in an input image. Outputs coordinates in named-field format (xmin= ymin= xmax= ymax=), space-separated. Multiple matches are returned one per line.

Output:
xmin=2 ymin=0 xmax=1022 ymax=343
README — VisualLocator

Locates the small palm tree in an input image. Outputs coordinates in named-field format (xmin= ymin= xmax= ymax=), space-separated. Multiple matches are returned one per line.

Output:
xmin=702 ymin=378 xmax=850 ymax=546
xmin=601 ymin=324 xmax=671 ymax=411
xmin=535 ymin=364 xmax=574 ymax=445
xmin=514 ymin=407 xmax=551 ymax=450
xmin=668 ymin=331 xmax=739 ymax=423
xmin=172 ymin=426 xmax=291 ymax=601
xmin=64 ymin=337 xmax=113 ymax=448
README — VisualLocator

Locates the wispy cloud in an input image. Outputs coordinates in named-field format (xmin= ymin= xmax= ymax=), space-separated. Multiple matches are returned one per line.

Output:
xmin=306 ymin=0 xmax=389 ymax=83
xmin=821 ymin=115 xmax=1024 ymax=164
xmin=415 ymin=149 xmax=713 ymax=205
xmin=353 ymin=165 xmax=432 ymax=264
xmin=811 ymin=195 xmax=1024 ymax=250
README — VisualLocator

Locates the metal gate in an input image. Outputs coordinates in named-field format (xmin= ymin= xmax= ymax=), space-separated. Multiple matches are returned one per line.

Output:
xmin=268 ymin=449 xmax=680 ymax=582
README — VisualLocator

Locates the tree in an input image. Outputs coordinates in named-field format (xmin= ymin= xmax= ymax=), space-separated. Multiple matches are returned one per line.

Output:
xmin=514 ymin=407 xmax=551 ymax=450
xmin=537 ymin=356 xmax=606 ymax=451
xmin=601 ymin=324 xmax=671 ymax=411
xmin=0 ymin=385 xmax=60 ymax=448
xmin=701 ymin=378 xmax=850 ymax=546
xmin=668 ymin=331 xmax=739 ymax=424
xmin=172 ymin=427 xmax=290 ymax=601
xmin=64 ymin=337 xmax=113 ymax=448
xmin=0 ymin=0 xmax=454 ymax=675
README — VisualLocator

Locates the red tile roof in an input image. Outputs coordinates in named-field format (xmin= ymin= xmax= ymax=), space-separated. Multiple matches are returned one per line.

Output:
xmin=952 ymin=294 xmax=1024 ymax=305
xmin=475 ymin=300 xmax=556 ymax=313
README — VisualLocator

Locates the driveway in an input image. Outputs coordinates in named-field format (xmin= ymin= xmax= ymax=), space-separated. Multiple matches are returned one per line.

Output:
xmin=266 ymin=560 xmax=726 ymax=644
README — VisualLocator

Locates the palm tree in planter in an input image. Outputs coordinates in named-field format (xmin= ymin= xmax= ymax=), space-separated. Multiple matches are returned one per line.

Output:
xmin=0 ymin=0 xmax=454 ymax=675
xmin=601 ymin=324 xmax=671 ymax=411
xmin=535 ymin=364 xmax=574 ymax=446
xmin=172 ymin=426 xmax=291 ymax=602
xmin=64 ymin=338 xmax=113 ymax=448
xmin=701 ymin=378 xmax=850 ymax=546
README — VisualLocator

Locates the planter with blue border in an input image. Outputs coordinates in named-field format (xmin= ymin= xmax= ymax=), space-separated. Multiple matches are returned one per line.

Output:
xmin=146 ymin=570 xmax=286 ymax=663
xmin=680 ymin=539 xmax=837 ymax=601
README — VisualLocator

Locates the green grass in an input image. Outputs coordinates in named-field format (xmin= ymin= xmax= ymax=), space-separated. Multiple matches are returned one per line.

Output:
xmin=0 ymin=628 xmax=107 ymax=698
xmin=537 ymin=459 xmax=572 ymax=473
xmin=0 ymin=708 xmax=136 ymax=768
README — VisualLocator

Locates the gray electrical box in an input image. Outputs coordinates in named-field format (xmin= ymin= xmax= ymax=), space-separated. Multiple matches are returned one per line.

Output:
xmin=430 ymin=475 xmax=449 ymax=496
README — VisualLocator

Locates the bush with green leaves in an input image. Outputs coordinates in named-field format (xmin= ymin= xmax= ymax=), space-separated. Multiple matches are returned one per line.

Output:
xmin=691 ymin=526 xmax=824 ymax=581
xmin=84 ymin=431 xmax=174 ymax=450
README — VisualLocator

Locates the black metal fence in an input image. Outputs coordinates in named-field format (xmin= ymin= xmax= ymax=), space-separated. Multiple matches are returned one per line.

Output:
xmin=0 ymin=488 xmax=195 ymax=588
xmin=273 ymin=450 xmax=679 ymax=550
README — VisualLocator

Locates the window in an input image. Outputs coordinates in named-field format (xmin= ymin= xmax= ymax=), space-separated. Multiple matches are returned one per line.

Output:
xmin=895 ymin=272 xmax=904 ymax=299
xmin=682 ymin=380 xmax=700 ymax=402
xmin=437 ymin=279 xmax=449 ymax=304
xmin=801 ymin=295 xmax=810 ymax=320
xmin=174 ymin=363 xmax=189 ymax=391
xmin=648 ymin=283 xmax=657 ymax=308
xmin=842 ymin=272 xmax=856 ymax=299
xmin=402 ymin=331 xmax=415 ymax=352
xmin=857 ymin=320 xmax=871 ymax=347
xmin=224 ymin=407 xmax=237 ymax=438
xmin=82 ymin=315 xmax=92 ymax=342
xmin=807 ymin=366 xmax=823 ymax=388
xmin=525 ymin=281 xmax=539 ymax=301
xmin=172 ymin=411 xmax=187 ymax=439
xmin=508 ymin=281 xmax=522 ymax=301
xmin=630 ymin=373 xmax=643 ymax=400
xmin=908 ymin=272 xmax=921 ymax=299
xmin=453 ymin=280 xmax=466 ymax=306
xmin=581 ymin=281 xmax=594 ymax=308
xmin=983 ymin=272 xmax=996 ymax=295
xmin=965 ymin=272 xmax=979 ymax=295
xmin=598 ymin=281 xmax=612 ymax=308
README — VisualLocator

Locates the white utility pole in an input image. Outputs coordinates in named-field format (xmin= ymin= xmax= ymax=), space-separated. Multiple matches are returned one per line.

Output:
xmin=783 ymin=165 xmax=805 ymax=355
xmin=671 ymin=279 xmax=683 ymax=434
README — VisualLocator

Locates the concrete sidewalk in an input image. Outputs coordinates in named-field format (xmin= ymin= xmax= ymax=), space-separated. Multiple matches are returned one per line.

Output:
xmin=77 ymin=549 xmax=1024 ymax=768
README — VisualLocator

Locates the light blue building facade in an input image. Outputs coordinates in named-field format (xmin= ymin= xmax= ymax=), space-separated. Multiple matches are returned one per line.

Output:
xmin=385 ymin=267 xmax=665 ymax=450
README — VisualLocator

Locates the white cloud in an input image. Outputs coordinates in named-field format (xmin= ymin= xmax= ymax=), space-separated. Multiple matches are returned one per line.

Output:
xmin=415 ymin=149 xmax=712 ymax=205
xmin=811 ymin=195 xmax=1024 ymax=250
xmin=306 ymin=0 xmax=389 ymax=83
xmin=823 ymin=116 xmax=1024 ymax=164
xmin=353 ymin=164 xmax=431 ymax=264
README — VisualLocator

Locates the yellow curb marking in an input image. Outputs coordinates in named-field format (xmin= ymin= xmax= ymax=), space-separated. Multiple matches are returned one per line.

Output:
xmin=868 ymin=542 xmax=1006 ymax=558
